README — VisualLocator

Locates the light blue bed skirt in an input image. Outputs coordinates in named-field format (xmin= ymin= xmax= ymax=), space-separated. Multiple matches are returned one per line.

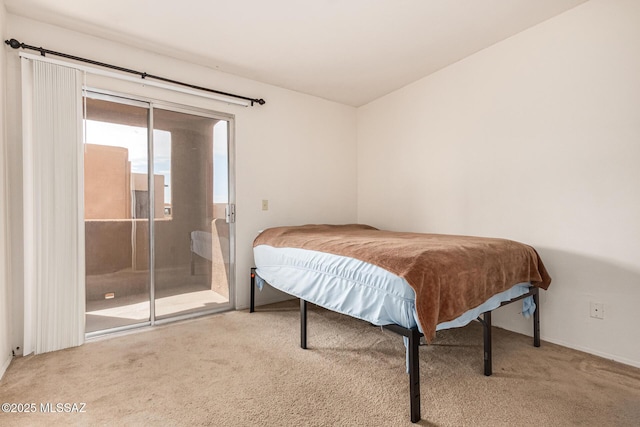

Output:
xmin=254 ymin=245 xmax=535 ymax=334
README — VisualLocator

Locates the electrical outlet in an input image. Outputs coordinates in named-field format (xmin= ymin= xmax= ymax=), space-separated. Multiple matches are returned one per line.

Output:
xmin=590 ymin=302 xmax=604 ymax=319
xmin=262 ymin=199 xmax=269 ymax=211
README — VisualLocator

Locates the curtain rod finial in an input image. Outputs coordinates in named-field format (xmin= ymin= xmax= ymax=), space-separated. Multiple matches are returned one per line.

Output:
xmin=5 ymin=38 xmax=23 ymax=49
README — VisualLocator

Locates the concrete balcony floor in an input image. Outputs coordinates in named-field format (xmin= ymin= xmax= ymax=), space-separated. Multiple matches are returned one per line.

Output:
xmin=86 ymin=265 xmax=229 ymax=333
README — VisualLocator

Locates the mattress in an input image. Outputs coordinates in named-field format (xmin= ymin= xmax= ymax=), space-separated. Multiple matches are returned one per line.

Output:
xmin=254 ymin=245 xmax=535 ymax=334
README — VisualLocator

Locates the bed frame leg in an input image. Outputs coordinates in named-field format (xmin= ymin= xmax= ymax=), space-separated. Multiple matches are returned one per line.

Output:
xmin=250 ymin=268 xmax=256 ymax=313
xmin=408 ymin=327 xmax=421 ymax=423
xmin=300 ymin=299 xmax=307 ymax=349
xmin=481 ymin=311 xmax=492 ymax=376
xmin=533 ymin=287 xmax=540 ymax=347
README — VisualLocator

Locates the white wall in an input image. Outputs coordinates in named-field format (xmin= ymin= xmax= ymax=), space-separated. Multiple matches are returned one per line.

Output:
xmin=5 ymin=15 xmax=357 ymax=352
xmin=358 ymin=0 xmax=640 ymax=368
xmin=0 ymin=0 xmax=13 ymax=378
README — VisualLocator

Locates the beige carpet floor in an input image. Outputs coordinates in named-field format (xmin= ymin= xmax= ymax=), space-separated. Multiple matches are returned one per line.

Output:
xmin=1 ymin=301 xmax=639 ymax=426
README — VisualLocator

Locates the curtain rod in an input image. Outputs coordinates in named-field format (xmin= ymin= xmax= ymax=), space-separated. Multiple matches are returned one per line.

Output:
xmin=5 ymin=38 xmax=266 ymax=106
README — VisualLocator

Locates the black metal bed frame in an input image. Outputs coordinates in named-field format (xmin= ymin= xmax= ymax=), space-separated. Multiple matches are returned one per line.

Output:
xmin=250 ymin=268 xmax=540 ymax=423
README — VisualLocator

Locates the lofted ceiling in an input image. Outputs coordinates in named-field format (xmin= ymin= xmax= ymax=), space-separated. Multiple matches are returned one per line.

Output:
xmin=4 ymin=0 xmax=589 ymax=106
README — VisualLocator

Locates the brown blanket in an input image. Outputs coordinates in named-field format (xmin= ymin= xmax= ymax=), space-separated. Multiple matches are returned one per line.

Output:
xmin=253 ymin=224 xmax=552 ymax=342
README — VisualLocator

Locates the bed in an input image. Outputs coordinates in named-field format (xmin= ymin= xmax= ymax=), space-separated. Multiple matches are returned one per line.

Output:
xmin=250 ymin=224 xmax=552 ymax=423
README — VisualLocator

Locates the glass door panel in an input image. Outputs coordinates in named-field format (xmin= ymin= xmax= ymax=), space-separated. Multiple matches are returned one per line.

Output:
xmin=84 ymin=96 xmax=151 ymax=333
xmin=152 ymin=108 xmax=231 ymax=319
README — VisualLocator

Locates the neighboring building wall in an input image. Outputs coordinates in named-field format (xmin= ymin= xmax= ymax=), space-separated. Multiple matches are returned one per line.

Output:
xmin=131 ymin=173 xmax=165 ymax=220
xmin=84 ymin=144 xmax=130 ymax=219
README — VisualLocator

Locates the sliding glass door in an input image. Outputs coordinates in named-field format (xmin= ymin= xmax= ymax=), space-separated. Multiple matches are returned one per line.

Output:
xmin=84 ymin=91 xmax=234 ymax=334
xmin=152 ymin=107 xmax=232 ymax=319
xmin=83 ymin=96 xmax=151 ymax=332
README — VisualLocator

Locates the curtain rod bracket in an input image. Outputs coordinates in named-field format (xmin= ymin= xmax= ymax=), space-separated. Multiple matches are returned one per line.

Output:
xmin=5 ymin=37 xmax=265 ymax=106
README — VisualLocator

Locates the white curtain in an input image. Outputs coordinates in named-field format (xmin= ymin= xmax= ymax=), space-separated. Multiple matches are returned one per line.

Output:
xmin=22 ymin=58 xmax=85 ymax=355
